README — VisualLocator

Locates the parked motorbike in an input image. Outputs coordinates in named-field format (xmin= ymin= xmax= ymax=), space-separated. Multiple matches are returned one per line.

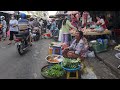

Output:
xmin=32 ymin=27 xmax=41 ymax=41
xmin=15 ymin=30 xmax=31 ymax=55
xmin=0 ymin=24 xmax=3 ymax=40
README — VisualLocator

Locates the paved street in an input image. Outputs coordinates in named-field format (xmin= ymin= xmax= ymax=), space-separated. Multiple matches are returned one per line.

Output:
xmin=0 ymin=39 xmax=51 ymax=79
xmin=85 ymin=57 xmax=118 ymax=79
xmin=0 ymin=38 xmax=119 ymax=79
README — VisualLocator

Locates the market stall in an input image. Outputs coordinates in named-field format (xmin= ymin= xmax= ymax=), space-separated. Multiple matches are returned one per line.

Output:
xmin=41 ymin=41 xmax=83 ymax=79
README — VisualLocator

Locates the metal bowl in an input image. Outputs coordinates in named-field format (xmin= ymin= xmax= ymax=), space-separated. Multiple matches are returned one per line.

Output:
xmin=46 ymin=55 xmax=64 ymax=64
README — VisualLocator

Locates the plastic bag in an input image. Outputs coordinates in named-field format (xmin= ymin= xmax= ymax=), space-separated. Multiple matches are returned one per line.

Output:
xmin=115 ymin=53 xmax=120 ymax=59
xmin=87 ymin=51 xmax=95 ymax=58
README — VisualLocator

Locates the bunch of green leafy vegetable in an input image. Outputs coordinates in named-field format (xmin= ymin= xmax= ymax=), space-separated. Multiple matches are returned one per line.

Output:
xmin=43 ymin=64 xmax=65 ymax=78
xmin=62 ymin=58 xmax=81 ymax=69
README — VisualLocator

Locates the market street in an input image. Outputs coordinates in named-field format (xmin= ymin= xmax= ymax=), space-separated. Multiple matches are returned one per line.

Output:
xmin=0 ymin=39 xmax=51 ymax=79
xmin=0 ymin=38 xmax=118 ymax=79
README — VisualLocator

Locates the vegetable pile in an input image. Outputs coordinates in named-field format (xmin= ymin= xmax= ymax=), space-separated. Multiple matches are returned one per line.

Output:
xmin=62 ymin=58 xmax=81 ymax=69
xmin=42 ymin=64 xmax=65 ymax=78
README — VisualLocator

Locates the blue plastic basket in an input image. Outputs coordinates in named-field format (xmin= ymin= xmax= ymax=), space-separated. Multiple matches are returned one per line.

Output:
xmin=61 ymin=63 xmax=81 ymax=72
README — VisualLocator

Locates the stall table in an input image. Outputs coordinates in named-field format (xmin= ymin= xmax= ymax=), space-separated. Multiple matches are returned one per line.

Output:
xmin=83 ymin=29 xmax=111 ymax=36
xmin=70 ymin=29 xmax=111 ymax=41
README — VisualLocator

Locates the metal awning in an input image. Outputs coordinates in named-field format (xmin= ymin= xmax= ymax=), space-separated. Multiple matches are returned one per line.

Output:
xmin=19 ymin=11 xmax=32 ymax=15
xmin=0 ymin=11 xmax=15 ymax=14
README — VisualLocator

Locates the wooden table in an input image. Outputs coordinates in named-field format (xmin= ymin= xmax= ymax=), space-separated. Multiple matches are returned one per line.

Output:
xmin=83 ymin=29 xmax=111 ymax=36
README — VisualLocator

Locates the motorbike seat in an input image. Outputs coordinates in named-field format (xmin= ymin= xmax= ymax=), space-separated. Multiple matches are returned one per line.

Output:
xmin=15 ymin=33 xmax=25 ymax=38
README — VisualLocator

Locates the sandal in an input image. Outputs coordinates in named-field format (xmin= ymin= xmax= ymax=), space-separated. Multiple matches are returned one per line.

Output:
xmin=8 ymin=42 xmax=12 ymax=45
xmin=29 ymin=43 xmax=32 ymax=46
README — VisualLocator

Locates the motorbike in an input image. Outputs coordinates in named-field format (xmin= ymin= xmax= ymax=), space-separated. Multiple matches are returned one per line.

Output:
xmin=32 ymin=27 xmax=41 ymax=41
xmin=15 ymin=30 xmax=31 ymax=55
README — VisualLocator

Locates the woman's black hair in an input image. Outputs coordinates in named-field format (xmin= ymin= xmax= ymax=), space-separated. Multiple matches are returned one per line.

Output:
xmin=11 ymin=14 xmax=16 ymax=19
xmin=62 ymin=17 xmax=67 ymax=25
xmin=78 ymin=30 xmax=83 ymax=38
xmin=100 ymin=15 xmax=106 ymax=20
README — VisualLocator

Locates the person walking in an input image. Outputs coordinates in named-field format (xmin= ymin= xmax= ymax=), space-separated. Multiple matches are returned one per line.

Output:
xmin=8 ymin=15 xmax=18 ymax=45
xmin=0 ymin=16 xmax=7 ymax=40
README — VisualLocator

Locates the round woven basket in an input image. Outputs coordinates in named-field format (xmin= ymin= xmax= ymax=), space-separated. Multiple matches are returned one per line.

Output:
xmin=41 ymin=65 xmax=65 ymax=79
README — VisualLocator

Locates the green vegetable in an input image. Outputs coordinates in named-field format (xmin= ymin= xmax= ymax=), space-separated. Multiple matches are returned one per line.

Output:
xmin=50 ymin=64 xmax=63 ymax=71
xmin=42 ymin=64 xmax=65 ymax=78
xmin=62 ymin=58 xmax=81 ymax=69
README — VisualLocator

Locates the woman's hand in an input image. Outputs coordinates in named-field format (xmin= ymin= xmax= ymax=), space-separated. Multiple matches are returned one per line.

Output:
xmin=68 ymin=51 xmax=74 ymax=53
xmin=12 ymin=25 xmax=16 ymax=27
xmin=67 ymin=51 xmax=74 ymax=57
xmin=65 ymin=47 xmax=69 ymax=50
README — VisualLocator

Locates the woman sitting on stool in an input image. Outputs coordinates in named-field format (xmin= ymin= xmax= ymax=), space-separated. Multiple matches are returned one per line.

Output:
xmin=62 ymin=31 xmax=89 ymax=59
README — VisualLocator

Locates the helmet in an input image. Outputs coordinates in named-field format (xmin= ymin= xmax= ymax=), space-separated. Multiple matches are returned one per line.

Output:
xmin=0 ymin=16 xmax=5 ymax=20
xmin=20 ymin=13 xmax=27 ymax=19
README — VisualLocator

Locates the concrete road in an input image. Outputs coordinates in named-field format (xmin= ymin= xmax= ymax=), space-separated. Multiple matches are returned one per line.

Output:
xmin=0 ymin=39 xmax=51 ymax=79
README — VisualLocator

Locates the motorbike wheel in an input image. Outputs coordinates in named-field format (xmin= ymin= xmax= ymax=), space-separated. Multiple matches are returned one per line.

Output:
xmin=36 ymin=35 xmax=40 ymax=41
xmin=33 ymin=36 xmax=37 ymax=41
xmin=18 ymin=44 xmax=24 ymax=55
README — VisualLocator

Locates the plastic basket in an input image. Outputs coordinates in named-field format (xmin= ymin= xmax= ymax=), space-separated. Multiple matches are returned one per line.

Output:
xmin=92 ymin=43 xmax=108 ymax=53
xmin=61 ymin=64 xmax=81 ymax=72
xmin=90 ymin=39 xmax=108 ymax=53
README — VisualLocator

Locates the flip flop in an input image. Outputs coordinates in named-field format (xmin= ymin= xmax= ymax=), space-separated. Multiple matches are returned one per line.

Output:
xmin=8 ymin=43 xmax=12 ymax=45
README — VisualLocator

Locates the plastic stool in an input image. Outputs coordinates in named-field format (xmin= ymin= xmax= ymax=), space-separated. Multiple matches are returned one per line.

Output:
xmin=52 ymin=46 xmax=62 ymax=55
xmin=67 ymin=70 xmax=79 ymax=79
